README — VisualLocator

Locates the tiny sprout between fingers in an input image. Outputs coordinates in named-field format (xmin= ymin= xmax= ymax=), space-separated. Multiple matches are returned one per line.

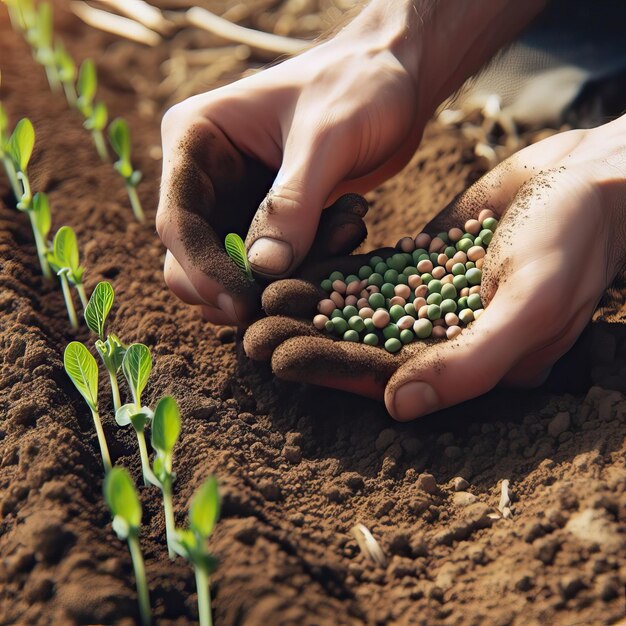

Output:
xmin=224 ymin=233 xmax=253 ymax=281
xmin=63 ymin=341 xmax=112 ymax=474
xmin=108 ymin=117 xmax=144 ymax=222
xmin=104 ymin=467 xmax=152 ymax=626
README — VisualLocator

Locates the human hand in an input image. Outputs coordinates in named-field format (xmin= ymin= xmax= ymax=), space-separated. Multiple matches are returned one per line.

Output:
xmin=243 ymin=116 xmax=626 ymax=420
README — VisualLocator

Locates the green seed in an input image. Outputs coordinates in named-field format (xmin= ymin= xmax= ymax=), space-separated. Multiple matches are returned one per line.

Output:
xmin=456 ymin=238 xmax=473 ymax=253
xmin=329 ymin=271 xmax=344 ymax=282
xmin=452 ymin=262 xmax=466 ymax=276
xmin=458 ymin=308 xmax=474 ymax=324
xmin=421 ymin=273 xmax=433 ymax=284
xmin=417 ymin=253 xmax=430 ymax=263
xmin=466 ymin=268 xmax=482 ymax=285
xmin=440 ymin=298 xmax=457 ymax=314
xmin=429 ymin=252 xmax=439 ymax=265
xmin=364 ymin=333 xmax=379 ymax=346
xmin=321 ymin=279 xmax=332 ymax=291
xmin=397 ymin=274 xmax=408 ymax=285
xmin=388 ymin=253 xmax=407 ymax=272
xmin=400 ymin=329 xmax=414 ymax=344
xmin=461 ymin=232 xmax=475 ymax=242
xmin=441 ymin=283 xmax=457 ymax=300
xmin=389 ymin=304 xmax=405 ymax=322
xmin=368 ymin=273 xmax=384 ymax=287
xmin=369 ymin=292 xmax=385 ymax=309
xmin=402 ymin=252 xmax=413 ymax=265
xmin=436 ymin=232 xmax=449 ymax=243
xmin=343 ymin=305 xmax=358 ymax=318
xmin=452 ymin=274 xmax=468 ymax=290
xmin=324 ymin=320 xmax=334 ymax=332
xmin=375 ymin=261 xmax=388 ymax=275
xmin=482 ymin=217 xmax=498 ymax=231
xmin=364 ymin=318 xmax=375 ymax=332
xmin=358 ymin=265 xmax=373 ymax=279
xmin=343 ymin=329 xmax=359 ymax=342
xmin=468 ymin=293 xmax=483 ymax=310
xmin=331 ymin=309 xmax=344 ymax=320
xmin=381 ymin=283 xmax=395 ymax=298
xmin=414 ymin=318 xmax=433 ymax=338
xmin=348 ymin=315 xmax=365 ymax=332
xmin=445 ymin=246 xmax=457 ymax=258
xmin=384 ymin=337 xmax=402 ymax=353
xmin=383 ymin=324 xmax=400 ymax=340
xmin=383 ymin=269 xmax=399 ymax=284
xmin=404 ymin=303 xmax=416 ymax=316
xmin=474 ymin=236 xmax=483 ymax=247
xmin=427 ymin=304 xmax=441 ymax=320
xmin=333 ymin=318 xmax=348 ymax=334
xmin=346 ymin=274 xmax=359 ymax=284
xmin=466 ymin=261 xmax=476 ymax=270
xmin=427 ymin=292 xmax=442 ymax=305
xmin=428 ymin=279 xmax=443 ymax=294
xmin=402 ymin=266 xmax=418 ymax=277
xmin=457 ymin=296 xmax=468 ymax=310
xmin=369 ymin=255 xmax=384 ymax=269
xmin=479 ymin=229 xmax=493 ymax=245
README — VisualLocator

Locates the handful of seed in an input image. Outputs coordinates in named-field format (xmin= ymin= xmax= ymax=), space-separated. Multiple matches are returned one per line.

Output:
xmin=314 ymin=209 xmax=498 ymax=353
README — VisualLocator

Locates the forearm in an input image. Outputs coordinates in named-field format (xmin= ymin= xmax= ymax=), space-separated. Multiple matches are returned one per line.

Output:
xmin=342 ymin=0 xmax=548 ymax=116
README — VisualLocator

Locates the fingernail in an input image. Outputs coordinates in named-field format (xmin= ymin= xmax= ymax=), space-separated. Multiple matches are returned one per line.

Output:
xmin=217 ymin=293 xmax=239 ymax=324
xmin=248 ymin=237 xmax=293 ymax=276
xmin=392 ymin=381 xmax=439 ymax=421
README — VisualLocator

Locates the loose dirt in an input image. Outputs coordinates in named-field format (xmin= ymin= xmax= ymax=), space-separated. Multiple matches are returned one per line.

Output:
xmin=0 ymin=2 xmax=624 ymax=625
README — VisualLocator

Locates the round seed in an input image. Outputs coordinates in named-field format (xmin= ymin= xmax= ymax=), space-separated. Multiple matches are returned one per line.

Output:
xmin=468 ymin=293 xmax=483 ymax=310
xmin=372 ymin=309 xmax=390 ymax=328
xmin=346 ymin=274 xmax=359 ymax=284
xmin=441 ymin=274 xmax=454 ymax=285
xmin=331 ymin=309 xmax=344 ymax=320
xmin=343 ymin=305 xmax=358 ymax=318
xmin=397 ymin=236 xmax=415 ymax=253
xmin=333 ymin=318 xmax=348 ymax=334
xmin=329 ymin=271 xmax=344 ymax=282
xmin=388 ymin=253 xmax=408 ymax=272
xmin=421 ymin=272 xmax=433 ymax=284
xmin=437 ymin=253 xmax=448 ymax=266
xmin=413 ymin=318 xmax=433 ymax=338
xmin=357 ymin=298 xmax=369 ymax=310
xmin=441 ymin=283 xmax=457 ymax=300
xmin=427 ymin=292 xmax=442 ymax=305
xmin=321 ymin=279 xmax=332 ymax=292
xmin=318 ymin=299 xmax=335 ymax=316
xmin=364 ymin=333 xmax=379 ymax=346
xmin=446 ymin=325 xmax=462 ymax=339
xmin=478 ymin=208 xmax=496 ymax=223
xmin=400 ymin=329 xmax=414 ymax=344
xmin=330 ymin=292 xmax=344 ymax=308
xmin=452 ymin=262 xmax=466 ymax=276
xmin=482 ymin=217 xmax=498 ymax=231
xmin=369 ymin=255 xmax=384 ymax=269
xmin=384 ymin=269 xmax=399 ymax=283
xmin=427 ymin=279 xmax=443 ymax=294
xmin=348 ymin=315 xmax=365 ymax=332
xmin=397 ymin=315 xmax=414 ymax=330
xmin=433 ymin=319 xmax=445 ymax=327
xmin=368 ymin=273 xmax=384 ymax=287
xmin=332 ymin=279 xmax=346 ymax=294
xmin=403 ymin=266 xmax=418 ymax=277
xmin=476 ymin=258 xmax=484 ymax=269
xmin=479 ymin=229 xmax=493 ymax=245
xmin=374 ymin=261 xmax=388 ymax=275
xmin=432 ymin=266 xmax=446 ymax=279
xmin=448 ymin=227 xmax=463 ymax=242
xmin=346 ymin=280 xmax=362 ymax=296
xmin=467 ymin=246 xmax=485 ymax=262
xmin=474 ymin=236 xmax=483 ymax=248
xmin=369 ymin=292 xmax=385 ymax=309
xmin=397 ymin=274 xmax=408 ymax=285
xmin=440 ymin=298 xmax=457 ymax=314
xmin=429 ymin=236 xmax=446 ymax=253
xmin=313 ymin=314 xmax=329 ymax=330
xmin=381 ymin=283 xmax=395 ymax=298
xmin=461 ymin=232 xmax=476 ymax=242
xmin=466 ymin=261 xmax=475 ymax=270
xmin=414 ymin=233 xmax=431 ymax=249
xmin=408 ymin=274 xmax=423 ymax=289
xmin=432 ymin=326 xmax=447 ymax=339
xmin=444 ymin=312 xmax=459 ymax=326
xmin=464 ymin=219 xmax=481 ymax=235
xmin=414 ymin=284 xmax=428 ymax=298
xmin=325 ymin=320 xmax=334 ymax=332
xmin=358 ymin=265 xmax=373 ymax=279
xmin=452 ymin=275 xmax=468 ymax=290
xmin=343 ymin=329 xmax=359 ymax=342
xmin=394 ymin=284 xmax=411 ymax=299
xmin=427 ymin=304 xmax=441 ymax=320
xmin=365 ymin=285 xmax=380 ymax=295
xmin=466 ymin=268 xmax=482 ymax=285
xmin=445 ymin=258 xmax=455 ymax=273
xmin=389 ymin=304 xmax=405 ymax=322
xmin=404 ymin=303 xmax=417 ymax=316
xmin=469 ymin=285 xmax=481 ymax=295
xmin=413 ymin=297 xmax=427 ymax=310
xmin=460 ymin=288 xmax=470 ymax=298
xmin=384 ymin=338 xmax=402 ymax=353
xmin=383 ymin=324 xmax=400 ymax=340
xmin=458 ymin=296 xmax=469 ymax=309
xmin=364 ymin=318 xmax=375 ymax=332
xmin=418 ymin=305 xmax=429 ymax=319
xmin=456 ymin=238 xmax=473 ymax=253
xmin=458 ymin=308 xmax=474 ymax=325
xmin=445 ymin=246 xmax=457 ymax=258
xmin=389 ymin=296 xmax=406 ymax=307
xmin=429 ymin=252 xmax=440 ymax=265
xmin=359 ymin=306 xmax=374 ymax=318
xmin=452 ymin=251 xmax=468 ymax=264
xmin=345 ymin=295 xmax=357 ymax=306
xmin=417 ymin=259 xmax=433 ymax=273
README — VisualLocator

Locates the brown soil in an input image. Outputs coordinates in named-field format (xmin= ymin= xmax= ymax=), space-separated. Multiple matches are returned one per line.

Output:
xmin=1 ymin=3 xmax=625 ymax=626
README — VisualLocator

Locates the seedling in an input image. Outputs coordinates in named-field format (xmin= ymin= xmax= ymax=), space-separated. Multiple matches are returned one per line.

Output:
xmin=1 ymin=0 xmax=33 ymax=32
xmin=7 ymin=117 xmax=52 ymax=278
xmin=54 ymin=40 xmax=77 ymax=107
xmin=47 ymin=226 xmax=87 ymax=328
xmin=64 ymin=341 xmax=112 ymax=474
xmin=173 ymin=476 xmax=220 ymax=626
xmin=77 ymin=59 xmax=109 ymax=161
xmin=84 ymin=281 xmax=127 ymax=411
xmin=24 ymin=2 xmax=61 ymax=93
xmin=108 ymin=117 xmax=144 ymax=222
xmin=118 ymin=343 xmax=158 ymax=486
xmin=104 ymin=467 xmax=152 ymax=626
xmin=0 ymin=72 xmax=21 ymax=199
xmin=151 ymin=396 xmax=181 ymax=559
xmin=224 ymin=233 xmax=253 ymax=281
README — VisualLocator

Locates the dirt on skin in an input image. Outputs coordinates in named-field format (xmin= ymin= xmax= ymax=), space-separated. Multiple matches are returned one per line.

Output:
xmin=1 ymin=3 xmax=625 ymax=626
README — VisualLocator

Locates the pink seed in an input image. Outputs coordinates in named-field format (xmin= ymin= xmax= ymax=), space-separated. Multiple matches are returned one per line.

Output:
xmin=437 ymin=253 xmax=448 ymax=266
xmin=397 ymin=315 xmax=414 ymax=330
xmin=441 ymin=274 xmax=454 ymax=284
xmin=414 ymin=233 xmax=431 ymax=248
xmin=318 ymin=299 xmax=335 ymax=316
xmin=413 ymin=297 xmax=427 ymax=310
xmin=445 ymin=259 xmax=455 ymax=273
xmin=464 ymin=219 xmax=481 ymax=235
xmin=389 ymin=296 xmax=406 ymax=307
xmin=332 ymin=279 xmax=346 ymax=294
xmin=365 ymin=285 xmax=380 ymax=294
xmin=429 ymin=236 xmax=446 ymax=253
xmin=408 ymin=274 xmax=423 ymax=289
xmin=467 ymin=246 xmax=485 ymax=262
xmin=313 ymin=314 xmax=329 ymax=330
xmin=330 ymin=292 xmax=344 ymax=308
xmin=394 ymin=284 xmax=411 ymax=299
xmin=357 ymin=298 xmax=369 ymax=309
xmin=414 ymin=284 xmax=428 ymax=298
xmin=432 ymin=266 xmax=446 ymax=279
xmin=359 ymin=307 xmax=374 ymax=319
xmin=475 ymin=257 xmax=484 ymax=269
xmin=417 ymin=259 xmax=433 ymax=273
xmin=346 ymin=281 xmax=362 ymax=296
xmin=397 ymin=236 xmax=415 ymax=253
xmin=469 ymin=285 xmax=481 ymax=295
xmin=444 ymin=312 xmax=459 ymax=326
xmin=345 ymin=295 xmax=357 ymax=306
xmin=452 ymin=251 xmax=468 ymax=264
xmin=479 ymin=209 xmax=496 ymax=224
xmin=360 ymin=279 xmax=369 ymax=289
xmin=446 ymin=325 xmax=462 ymax=339
xmin=448 ymin=227 xmax=463 ymax=242
xmin=372 ymin=309 xmax=390 ymax=328
xmin=433 ymin=319 xmax=445 ymax=327
xmin=418 ymin=305 xmax=429 ymax=319
xmin=432 ymin=326 xmax=447 ymax=339
xmin=460 ymin=287 xmax=470 ymax=297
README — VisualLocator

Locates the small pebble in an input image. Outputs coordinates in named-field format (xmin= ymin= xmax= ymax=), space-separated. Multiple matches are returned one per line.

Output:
xmin=417 ymin=473 xmax=438 ymax=494
xmin=453 ymin=477 xmax=469 ymax=491
xmin=313 ymin=314 xmax=329 ymax=330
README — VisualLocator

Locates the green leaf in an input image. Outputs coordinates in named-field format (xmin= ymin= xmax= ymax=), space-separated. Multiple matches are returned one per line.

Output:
xmin=0 ymin=103 xmax=8 ymax=141
xmin=36 ymin=2 xmax=53 ymax=49
xmin=55 ymin=41 xmax=76 ymax=82
xmin=53 ymin=226 xmax=79 ymax=273
xmin=189 ymin=476 xmax=220 ymax=539
xmin=64 ymin=341 xmax=98 ymax=412
xmin=122 ymin=343 xmax=152 ymax=406
xmin=84 ymin=281 xmax=114 ymax=338
xmin=152 ymin=396 xmax=181 ymax=455
xmin=224 ymin=233 xmax=253 ymax=281
xmin=91 ymin=101 xmax=108 ymax=132
xmin=115 ymin=403 xmax=152 ymax=431
xmin=108 ymin=117 xmax=131 ymax=163
xmin=77 ymin=58 xmax=96 ymax=105
xmin=104 ymin=467 xmax=142 ymax=532
xmin=8 ymin=118 xmax=35 ymax=172
xmin=31 ymin=192 xmax=51 ymax=240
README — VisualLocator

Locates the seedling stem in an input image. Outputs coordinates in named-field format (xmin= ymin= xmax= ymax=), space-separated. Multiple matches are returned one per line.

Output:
xmin=163 ymin=481 xmax=176 ymax=559
xmin=2 ymin=156 xmax=20 ymax=198
xmin=93 ymin=129 xmax=108 ymax=162
xmin=108 ymin=370 xmax=122 ymax=412
xmin=76 ymin=283 xmax=88 ymax=310
xmin=195 ymin=567 xmax=212 ymax=626
xmin=92 ymin=406 xmax=112 ymax=474
xmin=128 ymin=532 xmax=151 ymax=626
xmin=28 ymin=209 xmax=52 ymax=279
xmin=58 ymin=269 xmax=78 ymax=328
xmin=136 ymin=428 xmax=153 ymax=487
xmin=126 ymin=183 xmax=145 ymax=223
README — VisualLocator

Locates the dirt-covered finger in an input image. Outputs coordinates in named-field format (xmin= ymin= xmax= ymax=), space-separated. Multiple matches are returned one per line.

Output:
xmin=243 ymin=316 xmax=320 ymax=361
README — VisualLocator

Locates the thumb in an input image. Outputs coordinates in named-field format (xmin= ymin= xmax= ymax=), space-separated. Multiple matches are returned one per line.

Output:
xmin=245 ymin=124 xmax=352 ymax=278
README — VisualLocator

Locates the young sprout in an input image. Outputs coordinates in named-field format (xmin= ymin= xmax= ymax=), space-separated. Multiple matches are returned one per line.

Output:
xmin=25 ymin=2 xmax=61 ymax=92
xmin=118 ymin=343 xmax=158 ymax=486
xmin=2 ymin=0 xmax=32 ymax=32
xmin=224 ymin=233 xmax=253 ymax=281
xmin=108 ymin=117 xmax=144 ymax=223
xmin=8 ymin=118 xmax=52 ymax=278
xmin=151 ymin=396 xmax=181 ymax=559
xmin=54 ymin=40 xmax=77 ymax=107
xmin=173 ymin=476 xmax=220 ymax=626
xmin=47 ymin=226 xmax=87 ymax=327
xmin=104 ymin=467 xmax=152 ymax=626
xmin=76 ymin=59 xmax=109 ymax=161
xmin=64 ymin=341 xmax=112 ymax=474
xmin=0 ymin=72 xmax=21 ymax=198
xmin=84 ymin=281 xmax=126 ymax=411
